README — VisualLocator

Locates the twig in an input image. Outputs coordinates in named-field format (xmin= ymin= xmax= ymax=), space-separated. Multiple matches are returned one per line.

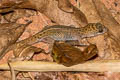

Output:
xmin=28 ymin=72 xmax=35 ymax=80
xmin=1 ymin=60 xmax=120 ymax=72
xmin=8 ymin=62 xmax=16 ymax=80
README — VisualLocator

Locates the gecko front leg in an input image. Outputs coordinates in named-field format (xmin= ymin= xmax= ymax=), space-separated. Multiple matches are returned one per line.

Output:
xmin=77 ymin=36 xmax=89 ymax=47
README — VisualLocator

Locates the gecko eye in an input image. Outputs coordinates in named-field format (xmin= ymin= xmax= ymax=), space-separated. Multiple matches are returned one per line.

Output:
xmin=95 ymin=23 xmax=103 ymax=33
xmin=98 ymin=28 xmax=103 ymax=33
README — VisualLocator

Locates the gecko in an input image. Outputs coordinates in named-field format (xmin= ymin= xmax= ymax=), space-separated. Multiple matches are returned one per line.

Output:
xmin=0 ymin=22 xmax=108 ymax=59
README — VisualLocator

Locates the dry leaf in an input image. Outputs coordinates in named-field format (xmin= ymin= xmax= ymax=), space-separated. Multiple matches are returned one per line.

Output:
xmin=52 ymin=42 xmax=98 ymax=67
xmin=0 ymin=21 xmax=32 ymax=60
xmin=0 ymin=0 xmax=88 ymax=27
xmin=3 ymin=9 xmax=37 ymax=22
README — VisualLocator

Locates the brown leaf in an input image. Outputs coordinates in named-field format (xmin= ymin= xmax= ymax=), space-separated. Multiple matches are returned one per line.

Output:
xmin=3 ymin=9 xmax=37 ymax=22
xmin=0 ymin=0 xmax=88 ymax=27
xmin=57 ymin=0 xmax=73 ymax=13
xmin=0 ymin=21 xmax=32 ymax=60
xmin=0 ymin=71 xmax=12 ymax=80
xmin=52 ymin=42 xmax=98 ymax=67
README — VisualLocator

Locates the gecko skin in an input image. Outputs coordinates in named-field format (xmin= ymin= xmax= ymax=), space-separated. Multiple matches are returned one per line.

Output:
xmin=0 ymin=23 xmax=108 ymax=59
xmin=15 ymin=22 xmax=107 ymax=45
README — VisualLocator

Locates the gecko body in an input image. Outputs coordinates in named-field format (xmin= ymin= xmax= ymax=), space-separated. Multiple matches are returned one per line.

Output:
xmin=0 ymin=23 xmax=108 ymax=59
xmin=16 ymin=23 xmax=107 ymax=45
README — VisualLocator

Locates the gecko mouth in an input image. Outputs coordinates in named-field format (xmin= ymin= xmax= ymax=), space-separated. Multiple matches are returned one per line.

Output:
xmin=103 ymin=27 xmax=108 ymax=33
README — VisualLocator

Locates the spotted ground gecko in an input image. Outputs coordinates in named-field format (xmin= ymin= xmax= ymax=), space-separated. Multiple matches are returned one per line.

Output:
xmin=0 ymin=23 xmax=108 ymax=59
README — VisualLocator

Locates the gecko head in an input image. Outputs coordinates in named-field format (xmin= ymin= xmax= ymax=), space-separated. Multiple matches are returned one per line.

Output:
xmin=94 ymin=23 xmax=108 ymax=34
xmin=82 ymin=23 xmax=108 ymax=38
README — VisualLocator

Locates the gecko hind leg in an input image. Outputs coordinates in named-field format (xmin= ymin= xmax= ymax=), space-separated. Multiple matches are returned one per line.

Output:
xmin=48 ymin=40 xmax=55 ymax=54
xmin=41 ymin=37 xmax=55 ymax=54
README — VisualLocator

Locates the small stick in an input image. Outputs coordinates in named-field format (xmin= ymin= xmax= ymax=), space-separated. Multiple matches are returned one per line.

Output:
xmin=0 ymin=60 xmax=120 ymax=72
xmin=8 ymin=62 xmax=16 ymax=80
xmin=28 ymin=72 xmax=35 ymax=80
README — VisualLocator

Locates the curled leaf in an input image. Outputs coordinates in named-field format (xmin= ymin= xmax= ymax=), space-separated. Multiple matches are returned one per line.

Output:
xmin=52 ymin=42 xmax=98 ymax=67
